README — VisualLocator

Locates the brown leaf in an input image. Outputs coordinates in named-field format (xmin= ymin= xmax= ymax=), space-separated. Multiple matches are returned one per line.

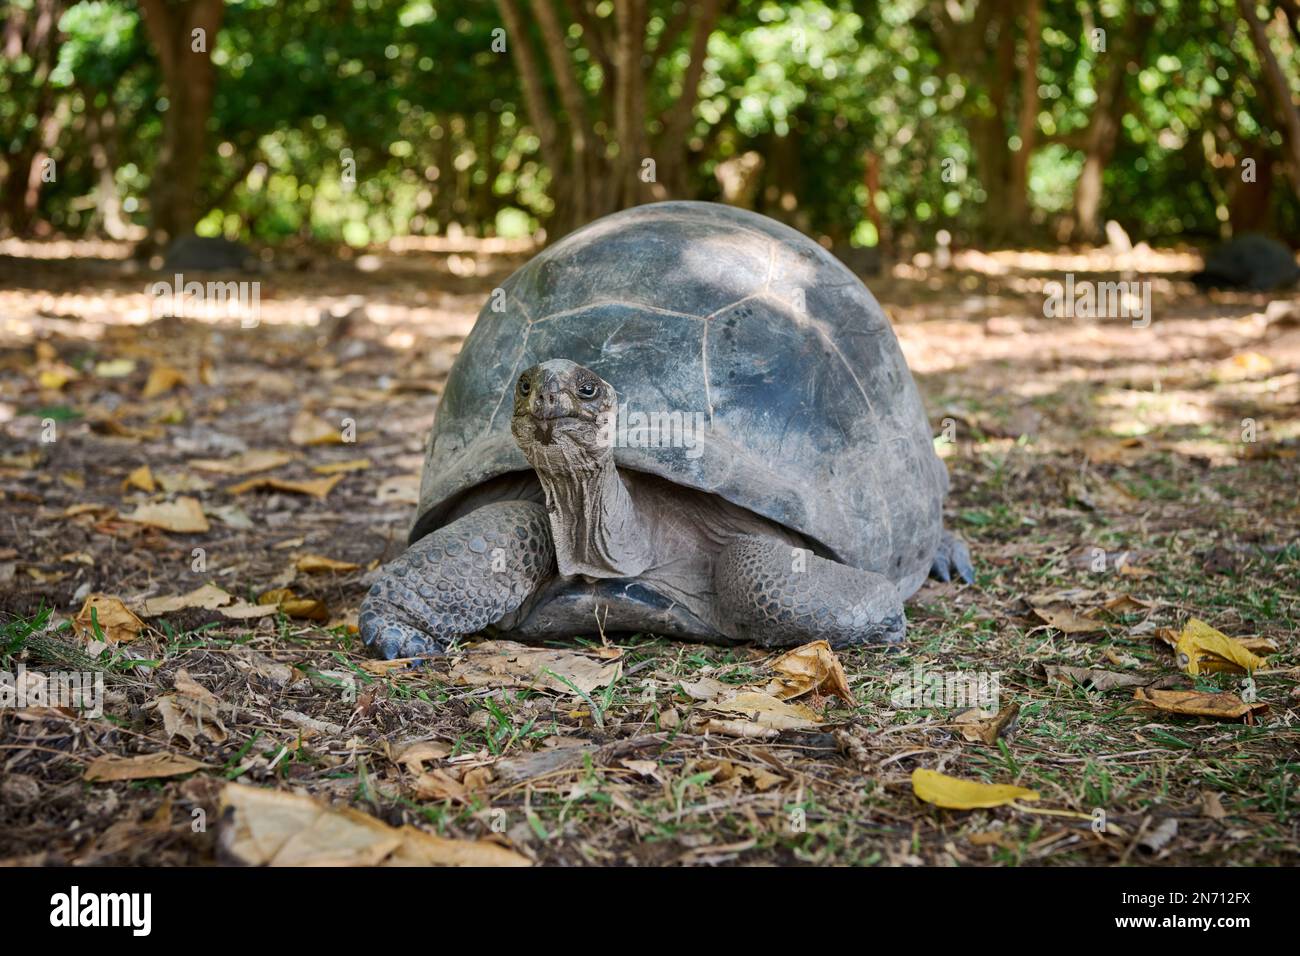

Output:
xmin=1031 ymin=603 xmax=1105 ymax=634
xmin=1134 ymin=687 xmax=1268 ymax=723
xmin=763 ymin=640 xmax=856 ymax=705
xmin=155 ymin=668 xmax=227 ymax=744
xmin=448 ymin=640 xmax=622 ymax=695
xmin=1042 ymin=664 xmax=1150 ymax=692
xmin=955 ymin=702 xmax=1021 ymax=744
xmin=73 ymin=594 xmax=144 ymax=645
xmin=84 ymin=752 xmax=206 ymax=782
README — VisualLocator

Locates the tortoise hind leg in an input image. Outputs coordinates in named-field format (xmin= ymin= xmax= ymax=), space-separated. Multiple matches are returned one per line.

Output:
xmin=715 ymin=535 xmax=905 ymax=648
xmin=360 ymin=500 xmax=555 ymax=659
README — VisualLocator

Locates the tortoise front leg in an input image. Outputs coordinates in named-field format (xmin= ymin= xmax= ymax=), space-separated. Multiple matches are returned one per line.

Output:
xmin=360 ymin=500 xmax=555 ymax=659
xmin=715 ymin=535 xmax=906 ymax=648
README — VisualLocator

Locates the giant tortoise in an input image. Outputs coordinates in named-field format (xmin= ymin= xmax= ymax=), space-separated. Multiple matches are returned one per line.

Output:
xmin=359 ymin=201 xmax=972 ymax=659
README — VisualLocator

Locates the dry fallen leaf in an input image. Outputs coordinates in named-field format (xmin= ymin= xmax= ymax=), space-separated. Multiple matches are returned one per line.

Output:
xmin=155 ymin=668 xmax=228 ymax=744
xmin=142 ymin=363 xmax=187 ymax=398
xmin=141 ymin=583 xmax=233 ymax=616
xmin=312 ymin=458 xmax=371 ymax=475
xmin=703 ymin=691 xmax=823 ymax=731
xmin=296 ymin=553 xmax=360 ymax=574
xmin=955 ymin=702 xmax=1020 ymax=745
xmin=122 ymin=496 xmax=210 ymax=533
xmin=395 ymin=740 xmax=452 ymax=769
xmin=1173 ymin=619 xmax=1268 ymax=676
xmin=1031 ymin=604 xmax=1105 ymax=634
xmin=258 ymin=588 xmax=330 ymax=622
xmin=449 ymin=640 xmax=623 ymax=695
xmin=1134 ymin=687 xmax=1268 ymax=723
xmin=763 ymin=640 xmax=856 ymax=705
xmin=142 ymin=583 xmax=276 ymax=620
xmin=911 ymin=768 xmax=1040 ymax=810
xmin=188 ymin=449 xmax=295 ymax=475
xmin=217 ymin=782 xmax=529 ymax=866
xmin=228 ymin=474 xmax=344 ymax=500
xmin=290 ymin=411 xmax=345 ymax=446
xmin=121 ymin=464 xmax=156 ymax=493
xmin=84 ymin=752 xmax=206 ymax=782
xmin=73 ymin=594 xmax=144 ymax=645
xmin=1041 ymin=664 xmax=1150 ymax=692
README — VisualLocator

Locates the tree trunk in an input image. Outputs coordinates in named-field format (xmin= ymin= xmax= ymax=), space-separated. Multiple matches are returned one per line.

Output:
xmin=1071 ymin=7 xmax=1154 ymax=240
xmin=1 ymin=0 xmax=64 ymax=236
xmin=1008 ymin=0 xmax=1040 ymax=225
xmin=657 ymin=0 xmax=723 ymax=198
xmin=1237 ymin=0 xmax=1300 ymax=201
xmin=138 ymin=0 xmax=225 ymax=247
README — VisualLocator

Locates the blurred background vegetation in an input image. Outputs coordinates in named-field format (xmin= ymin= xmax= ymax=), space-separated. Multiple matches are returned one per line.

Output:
xmin=2 ymin=0 xmax=1298 ymax=254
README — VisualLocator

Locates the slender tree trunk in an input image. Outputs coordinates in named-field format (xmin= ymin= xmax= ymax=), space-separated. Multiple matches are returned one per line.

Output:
xmin=657 ymin=0 xmax=723 ymax=198
xmin=137 ymin=0 xmax=226 ymax=247
xmin=1071 ymin=7 xmax=1153 ymax=240
xmin=1008 ymin=0 xmax=1040 ymax=224
xmin=1237 ymin=0 xmax=1300 ymax=200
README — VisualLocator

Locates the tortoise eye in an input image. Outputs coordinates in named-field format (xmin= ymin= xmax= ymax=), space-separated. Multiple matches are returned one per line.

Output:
xmin=577 ymin=382 xmax=598 ymax=399
xmin=518 ymin=378 xmax=531 ymax=395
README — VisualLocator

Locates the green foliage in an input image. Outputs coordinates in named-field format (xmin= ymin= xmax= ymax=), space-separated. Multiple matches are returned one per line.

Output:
xmin=3 ymin=0 xmax=1298 ymax=244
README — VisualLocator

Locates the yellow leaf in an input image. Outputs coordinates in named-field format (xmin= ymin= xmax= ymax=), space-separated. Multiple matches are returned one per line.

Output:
xmin=290 ymin=410 xmax=345 ymax=446
xmin=38 ymin=366 xmax=76 ymax=390
xmin=227 ymin=474 xmax=344 ymax=500
xmin=312 ymin=458 xmax=371 ymax=475
xmin=296 ymin=553 xmax=360 ymax=573
xmin=122 ymin=464 xmax=156 ymax=493
xmin=911 ymin=768 xmax=1040 ymax=810
xmin=142 ymin=363 xmax=187 ymax=398
xmin=94 ymin=358 xmax=137 ymax=378
xmin=74 ymin=594 xmax=145 ymax=645
xmin=258 ymin=588 xmax=330 ymax=622
xmin=122 ymin=496 xmax=210 ymax=533
xmin=188 ymin=449 xmax=294 ymax=474
xmin=1174 ymin=618 xmax=1267 ymax=675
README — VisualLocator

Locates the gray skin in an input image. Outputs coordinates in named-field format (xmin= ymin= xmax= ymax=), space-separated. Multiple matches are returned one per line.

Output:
xmin=358 ymin=358 xmax=973 ymax=659
xmin=359 ymin=202 xmax=974 ymax=659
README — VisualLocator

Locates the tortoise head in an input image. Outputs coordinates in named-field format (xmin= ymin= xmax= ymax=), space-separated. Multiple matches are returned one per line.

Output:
xmin=511 ymin=359 xmax=617 ymax=473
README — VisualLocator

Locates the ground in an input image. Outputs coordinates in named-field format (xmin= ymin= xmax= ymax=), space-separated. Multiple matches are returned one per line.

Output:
xmin=0 ymin=237 xmax=1297 ymax=866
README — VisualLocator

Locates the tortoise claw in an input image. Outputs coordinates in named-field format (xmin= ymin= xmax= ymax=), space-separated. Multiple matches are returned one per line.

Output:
xmin=930 ymin=531 xmax=975 ymax=585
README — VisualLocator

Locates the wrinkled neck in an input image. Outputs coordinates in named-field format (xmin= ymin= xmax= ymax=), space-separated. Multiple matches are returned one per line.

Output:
xmin=535 ymin=455 xmax=651 ymax=579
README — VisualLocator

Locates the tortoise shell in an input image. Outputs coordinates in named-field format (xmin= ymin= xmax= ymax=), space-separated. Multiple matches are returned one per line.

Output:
xmin=413 ymin=201 xmax=946 ymax=597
